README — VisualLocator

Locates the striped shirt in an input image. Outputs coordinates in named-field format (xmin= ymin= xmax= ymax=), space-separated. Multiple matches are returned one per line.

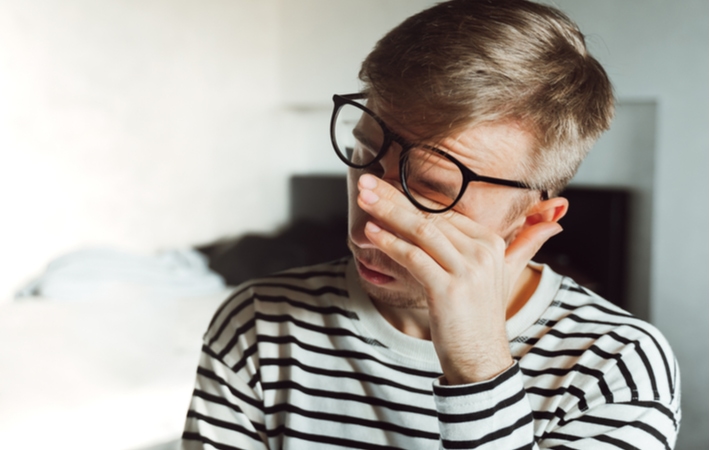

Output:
xmin=181 ymin=258 xmax=680 ymax=449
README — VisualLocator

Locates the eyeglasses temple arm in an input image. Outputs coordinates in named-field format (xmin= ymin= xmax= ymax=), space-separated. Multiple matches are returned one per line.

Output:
xmin=474 ymin=174 xmax=548 ymax=200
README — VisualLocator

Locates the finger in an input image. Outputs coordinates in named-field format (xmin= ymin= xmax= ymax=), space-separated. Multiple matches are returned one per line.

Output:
xmin=363 ymin=220 xmax=448 ymax=288
xmin=360 ymin=173 xmax=472 ymax=227
xmin=357 ymin=176 xmax=468 ymax=273
xmin=358 ymin=187 xmax=466 ymax=273
xmin=357 ymin=173 xmax=412 ymax=211
xmin=358 ymin=174 xmax=494 ymax=262
xmin=505 ymin=222 xmax=562 ymax=278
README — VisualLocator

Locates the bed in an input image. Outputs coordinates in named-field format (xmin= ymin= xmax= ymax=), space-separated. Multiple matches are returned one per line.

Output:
xmin=0 ymin=290 xmax=233 ymax=450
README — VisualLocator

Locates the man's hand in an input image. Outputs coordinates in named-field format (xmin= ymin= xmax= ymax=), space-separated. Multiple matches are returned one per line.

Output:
xmin=356 ymin=173 xmax=562 ymax=385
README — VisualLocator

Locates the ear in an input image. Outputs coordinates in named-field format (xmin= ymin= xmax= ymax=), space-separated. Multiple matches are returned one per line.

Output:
xmin=503 ymin=196 xmax=569 ymax=246
xmin=523 ymin=196 xmax=569 ymax=228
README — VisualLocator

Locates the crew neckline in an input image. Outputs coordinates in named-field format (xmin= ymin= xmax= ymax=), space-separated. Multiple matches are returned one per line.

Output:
xmin=343 ymin=259 xmax=562 ymax=367
xmin=505 ymin=261 xmax=563 ymax=339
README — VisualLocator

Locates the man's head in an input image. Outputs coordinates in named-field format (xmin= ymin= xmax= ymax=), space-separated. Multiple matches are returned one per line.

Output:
xmin=359 ymin=0 xmax=614 ymax=196
xmin=345 ymin=0 xmax=614 ymax=308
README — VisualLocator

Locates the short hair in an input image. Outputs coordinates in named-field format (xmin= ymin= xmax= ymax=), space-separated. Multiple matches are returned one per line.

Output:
xmin=359 ymin=0 xmax=615 ymax=196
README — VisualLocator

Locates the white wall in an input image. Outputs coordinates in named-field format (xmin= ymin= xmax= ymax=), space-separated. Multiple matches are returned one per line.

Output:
xmin=571 ymin=101 xmax=657 ymax=321
xmin=0 ymin=0 xmax=285 ymax=302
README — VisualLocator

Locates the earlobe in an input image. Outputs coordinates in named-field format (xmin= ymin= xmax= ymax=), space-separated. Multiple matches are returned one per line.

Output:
xmin=524 ymin=196 xmax=569 ymax=227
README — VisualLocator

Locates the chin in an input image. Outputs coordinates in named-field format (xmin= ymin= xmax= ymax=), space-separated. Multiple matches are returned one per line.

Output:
xmin=358 ymin=276 xmax=428 ymax=309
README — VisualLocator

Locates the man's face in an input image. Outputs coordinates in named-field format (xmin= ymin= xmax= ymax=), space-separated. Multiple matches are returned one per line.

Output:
xmin=347 ymin=116 xmax=537 ymax=309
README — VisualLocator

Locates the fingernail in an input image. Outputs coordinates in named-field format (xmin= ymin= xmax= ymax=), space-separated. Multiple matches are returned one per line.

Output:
xmin=359 ymin=174 xmax=377 ymax=189
xmin=360 ymin=189 xmax=379 ymax=205
xmin=549 ymin=225 xmax=563 ymax=238
xmin=365 ymin=221 xmax=381 ymax=233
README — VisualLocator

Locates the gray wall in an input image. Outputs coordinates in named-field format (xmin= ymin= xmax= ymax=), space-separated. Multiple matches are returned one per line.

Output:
xmin=571 ymin=101 xmax=657 ymax=322
xmin=541 ymin=3 xmax=708 ymax=448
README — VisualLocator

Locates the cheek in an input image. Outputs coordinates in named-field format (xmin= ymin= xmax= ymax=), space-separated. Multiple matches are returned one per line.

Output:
xmin=492 ymin=197 xmax=529 ymax=245
xmin=458 ymin=188 xmax=523 ymax=235
xmin=347 ymin=170 xmax=367 ymax=240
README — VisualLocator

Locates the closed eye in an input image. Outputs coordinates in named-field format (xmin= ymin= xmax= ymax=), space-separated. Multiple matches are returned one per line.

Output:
xmin=353 ymin=127 xmax=381 ymax=158
xmin=404 ymin=149 xmax=461 ymax=202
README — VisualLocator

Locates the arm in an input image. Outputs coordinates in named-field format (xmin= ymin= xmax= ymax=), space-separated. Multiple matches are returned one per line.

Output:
xmin=433 ymin=360 xmax=680 ymax=449
xmin=355 ymin=173 xmax=680 ymax=448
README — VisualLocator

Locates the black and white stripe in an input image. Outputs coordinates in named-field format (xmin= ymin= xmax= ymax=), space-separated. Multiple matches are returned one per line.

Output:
xmin=181 ymin=259 xmax=680 ymax=449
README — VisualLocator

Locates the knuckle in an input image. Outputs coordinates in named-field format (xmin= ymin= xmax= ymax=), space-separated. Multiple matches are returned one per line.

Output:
xmin=441 ymin=210 xmax=457 ymax=221
xmin=490 ymin=236 xmax=506 ymax=254
xmin=414 ymin=221 xmax=436 ymax=240
xmin=404 ymin=247 xmax=424 ymax=265
xmin=380 ymin=180 xmax=402 ymax=201
xmin=381 ymin=230 xmax=398 ymax=246
xmin=471 ymin=239 xmax=503 ymax=268
xmin=476 ymin=249 xmax=498 ymax=268
xmin=377 ymin=198 xmax=398 ymax=219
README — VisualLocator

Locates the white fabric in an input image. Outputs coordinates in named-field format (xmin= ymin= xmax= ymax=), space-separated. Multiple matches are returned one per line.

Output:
xmin=0 ymin=290 xmax=233 ymax=450
xmin=15 ymin=248 xmax=225 ymax=301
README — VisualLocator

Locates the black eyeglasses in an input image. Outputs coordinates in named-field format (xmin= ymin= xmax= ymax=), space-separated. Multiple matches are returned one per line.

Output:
xmin=330 ymin=93 xmax=547 ymax=213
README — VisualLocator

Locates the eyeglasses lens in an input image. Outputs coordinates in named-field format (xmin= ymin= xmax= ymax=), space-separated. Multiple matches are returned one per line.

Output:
xmin=333 ymin=104 xmax=386 ymax=168
xmin=333 ymin=101 xmax=465 ymax=213
xmin=402 ymin=147 xmax=464 ymax=212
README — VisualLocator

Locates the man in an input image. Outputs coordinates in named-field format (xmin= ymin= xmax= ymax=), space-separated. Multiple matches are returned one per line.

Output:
xmin=181 ymin=1 xmax=680 ymax=448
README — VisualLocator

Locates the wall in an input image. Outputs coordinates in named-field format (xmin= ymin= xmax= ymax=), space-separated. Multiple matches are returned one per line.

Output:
xmin=570 ymin=101 xmax=657 ymax=321
xmin=539 ymin=3 xmax=708 ymax=448
xmin=0 ymin=0 xmax=283 ymax=302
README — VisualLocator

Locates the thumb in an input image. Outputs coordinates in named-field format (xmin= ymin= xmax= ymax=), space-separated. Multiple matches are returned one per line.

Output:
xmin=505 ymin=222 xmax=562 ymax=275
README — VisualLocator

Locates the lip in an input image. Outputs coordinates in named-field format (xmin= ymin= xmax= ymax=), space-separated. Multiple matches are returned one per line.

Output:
xmin=355 ymin=258 xmax=395 ymax=286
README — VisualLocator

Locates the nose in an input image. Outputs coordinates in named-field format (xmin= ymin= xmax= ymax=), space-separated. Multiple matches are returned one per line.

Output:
xmin=348 ymin=201 xmax=375 ymax=249
xmin=368 ymin=145 xmax=402 ymax=187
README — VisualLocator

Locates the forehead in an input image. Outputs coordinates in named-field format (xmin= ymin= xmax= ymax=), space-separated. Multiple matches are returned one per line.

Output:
xmin=445 ymin=121 xmax=536 ymax=177
xmin=367 ymin=99 xmax=535 ymax=176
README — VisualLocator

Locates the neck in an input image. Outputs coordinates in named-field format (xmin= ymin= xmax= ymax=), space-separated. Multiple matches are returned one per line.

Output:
xmin=506 ymin=265 xmax=541 ymax=319
xmin=372 ymin=265 xmax=541 ymax=340
xmin=373 ymin=302 xmax=432 ymax=340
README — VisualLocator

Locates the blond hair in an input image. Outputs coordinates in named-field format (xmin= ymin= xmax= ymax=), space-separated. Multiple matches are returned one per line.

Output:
xmin=359 ymin=0 xmax=615 ymax=196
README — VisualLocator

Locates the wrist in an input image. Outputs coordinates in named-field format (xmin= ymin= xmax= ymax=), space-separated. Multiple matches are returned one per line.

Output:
xmin=439 ymin=341 xmax=514 ymax=385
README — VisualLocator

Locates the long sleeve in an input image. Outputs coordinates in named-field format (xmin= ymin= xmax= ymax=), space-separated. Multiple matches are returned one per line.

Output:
xmin=433 ymin=344 xmax=681 ymax=449
xmin=434 ymin=363 xmax=535 ymax=449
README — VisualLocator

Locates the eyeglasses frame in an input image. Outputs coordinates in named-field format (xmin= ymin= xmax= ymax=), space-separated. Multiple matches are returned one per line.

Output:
xmin=330 ymin=93 xmax=548 ymax=213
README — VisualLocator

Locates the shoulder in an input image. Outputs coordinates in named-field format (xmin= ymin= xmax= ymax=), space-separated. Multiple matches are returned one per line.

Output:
xmin=532 ymin=276 xmax=679 ymax=404
xmin=550 ymin=277 xmax=674 ymax=367
xmin=216 ymin=257 xmax=349 ymax=313
xmin=201 ymin=259 xmax=353 ymax=360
